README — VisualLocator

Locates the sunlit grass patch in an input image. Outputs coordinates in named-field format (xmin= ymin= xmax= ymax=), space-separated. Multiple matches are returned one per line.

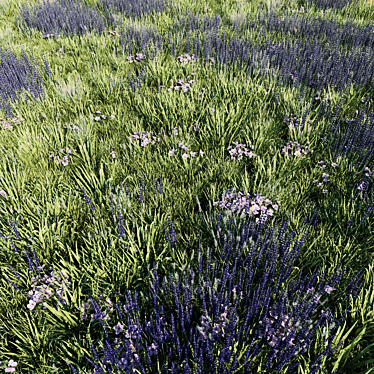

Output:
xmin=0 ymin=0 xmax=373 ymax=372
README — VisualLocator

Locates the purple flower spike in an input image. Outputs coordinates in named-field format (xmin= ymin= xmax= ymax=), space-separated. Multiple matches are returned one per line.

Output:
xmin=164 ymin=224 xmax=169 ymax=242
xmin=82 ymin=186 xmax=95 ymax=212
xmin=139 ymin=183 xmax=144 ymax=204
xmin=159 ymin=174 xmax=163 ymax=194
xmin=70 ymin=364 xmax=79 ymax=373
xmin=4 ymin=276 xmax=18 ymax=290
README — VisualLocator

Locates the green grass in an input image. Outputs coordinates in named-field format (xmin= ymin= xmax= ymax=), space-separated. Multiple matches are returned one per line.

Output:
xmin=0 ymin=0 xmax=374 ymax=372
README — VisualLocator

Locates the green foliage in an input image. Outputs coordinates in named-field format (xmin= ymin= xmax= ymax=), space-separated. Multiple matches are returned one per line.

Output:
xmin=0 ymin=0 xmax=374 ymax=372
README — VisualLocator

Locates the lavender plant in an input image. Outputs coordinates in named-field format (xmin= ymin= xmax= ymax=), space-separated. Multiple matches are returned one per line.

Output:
xmin=48 ymin=206 xmax=364 ymax=373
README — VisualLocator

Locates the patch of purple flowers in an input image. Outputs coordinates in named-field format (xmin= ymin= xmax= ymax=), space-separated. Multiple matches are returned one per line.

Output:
xmin=74 ymin=200 xmax=363 ymax=373
xmin=213 ymin=188 xmax=281 ymax=223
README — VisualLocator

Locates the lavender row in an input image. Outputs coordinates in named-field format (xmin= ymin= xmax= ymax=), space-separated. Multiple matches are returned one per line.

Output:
xmin=1 ymin=3 xmax=373 ymax=122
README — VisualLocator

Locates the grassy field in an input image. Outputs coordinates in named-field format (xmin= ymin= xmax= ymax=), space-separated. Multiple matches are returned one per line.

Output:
xmin=0 ymin=0 xmax=374 ymax=372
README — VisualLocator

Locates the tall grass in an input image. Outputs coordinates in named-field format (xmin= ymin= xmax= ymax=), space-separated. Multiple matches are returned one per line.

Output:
xmin=0 ymin=0 xmax=374 ymax=372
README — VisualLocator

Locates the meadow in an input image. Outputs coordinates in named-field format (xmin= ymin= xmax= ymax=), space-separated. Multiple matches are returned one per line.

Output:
xmin=0 ymin=0 xmax=374 ymax=372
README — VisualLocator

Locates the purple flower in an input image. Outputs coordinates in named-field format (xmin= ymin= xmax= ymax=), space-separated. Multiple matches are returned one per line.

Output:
xmin=324 ymin=285 xmax=336 ymax=294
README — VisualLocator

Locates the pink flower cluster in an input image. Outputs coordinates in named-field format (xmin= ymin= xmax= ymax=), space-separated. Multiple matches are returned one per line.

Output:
xmin=312 ymin=160 xmax=340 ymax=194
xmin=213 ymin=188 xmax=280 ymax=222
xmin=177 ymin=53 xmax=215 ymax=66
xmin=0 ymin=116 xmax=25 ymax=131
xmin=168 ymin=142 xmax=205 ymax=159
xmin=0 ymin=359 xmax=17 ymax=373
xmin=177 ymin=53 xmax=198 ymax=65
xmin=128 ymin=130 xmax=163 ymax=146
xmin=27 ymin=266 xmax=71 ymax=311
xmin=128 ymin=126 xmax=205 ymax=160
xmin=228 ymin=141 xmax=257 ymax=161
xmin=107 ymin=29 xmax=120 ymax=40
xmin=280 ymin=141 xmax=313 ymax=159
xmin=126 ymin=53 xmax=145 ymax=63
xmin=49 ymin=146 xmax=77 ymax=166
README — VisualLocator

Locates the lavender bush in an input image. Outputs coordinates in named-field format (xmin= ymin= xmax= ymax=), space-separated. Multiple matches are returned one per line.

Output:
xmin=94 ymin=0 xmax=174 ymax=21
xmin=305 ymin=0 xmax=361 ymax=12
xmin=73 ymin=209 xmax=362 ymax=373
xmin=15 ymin=0 xmax=117 ymax=39
xmin=0 ymin=0 xmax=374 ymax=372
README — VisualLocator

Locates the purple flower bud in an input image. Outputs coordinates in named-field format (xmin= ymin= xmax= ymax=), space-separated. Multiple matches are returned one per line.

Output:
xmin=82 ymin=186 xmax=95 ymax=211
xmin=164 ymin=224 xmax=169 ymax=242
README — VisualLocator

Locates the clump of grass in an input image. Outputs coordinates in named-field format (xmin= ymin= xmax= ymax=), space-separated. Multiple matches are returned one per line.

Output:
xmin=0 ymin=0 xmax=373 ymax=372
